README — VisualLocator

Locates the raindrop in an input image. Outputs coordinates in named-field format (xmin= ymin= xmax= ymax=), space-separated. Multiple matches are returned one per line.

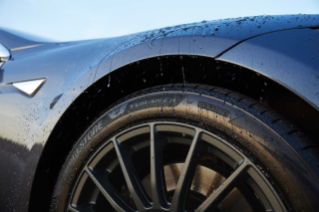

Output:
xmin=181 ymin=66 xmax=186 ymax=86
xmin=160 ymin=61 xmax=163 ymax=76
xmin=211 ymin=32 xmax=215 ymax=36
xmin=264 ymin=82 xmax=268 ymax=86
xmin=107 ymin=76 xmax=111 ymax=88
xmin=256 ymin=24 xmax=261 ymax=28
xmin=214 ymin=27 xmax=219 ymax=31
xmin=216 ymin=66 xmax=221 ymax=70
xmin=143 ymin=79 xmax=146 ymax=83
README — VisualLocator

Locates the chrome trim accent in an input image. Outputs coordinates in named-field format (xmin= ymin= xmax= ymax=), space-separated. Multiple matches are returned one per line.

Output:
xmin=12 ymin=78 xmax=46 ymax=96
xmin=11 ymin=44 xmax=43 ymax=51
xmin=1 ymin=56 xmax=10 ymax=62
xmin=0 ymin=42 xmax=10 ymax=61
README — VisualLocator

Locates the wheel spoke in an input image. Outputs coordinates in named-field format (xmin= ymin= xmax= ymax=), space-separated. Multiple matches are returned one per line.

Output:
xmin=86 ymin=167 xmax=134 ymax=212
xmin=69 ymin=204 xmax=95 ymax=212
xmin=113 ymin=138 xmax=151 ymax=211
xmin=68 ymin=205 xmax=81 ymax=212
xmin=150 ymin=124 xmax=169 ymax=209
xmin=169 ymin=130 xmax=203 ymax=212
xmin=195 ymin=161 xmax=249 ymax=212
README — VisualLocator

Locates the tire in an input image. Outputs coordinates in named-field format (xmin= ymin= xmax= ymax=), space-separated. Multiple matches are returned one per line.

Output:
xmin=50 ymin=84 xmax=319 ymax=212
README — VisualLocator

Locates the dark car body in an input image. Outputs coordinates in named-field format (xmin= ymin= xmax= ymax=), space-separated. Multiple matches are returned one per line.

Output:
xmin=0 ymin=14 xmax=318 ymax=212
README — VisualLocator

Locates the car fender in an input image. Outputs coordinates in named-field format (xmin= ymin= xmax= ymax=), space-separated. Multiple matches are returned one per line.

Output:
xmin=217 ymin=28 xmax=319 ymax=111
xmin=0 ymin=14 xmax=318 ymax=212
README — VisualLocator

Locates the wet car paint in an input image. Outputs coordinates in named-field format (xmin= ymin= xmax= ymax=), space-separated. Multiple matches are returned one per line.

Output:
xmin=218 ymin=28 xmax=319 ymax=111
xmin=0 ymin=14 xmax=318 ymax=212
xmin=0 ymin=28 xmax=46 ymax=50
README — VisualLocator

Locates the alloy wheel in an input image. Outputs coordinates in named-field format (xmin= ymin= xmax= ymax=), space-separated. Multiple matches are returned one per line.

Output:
xmin=68 ymin=122 xmax=286 ymax=212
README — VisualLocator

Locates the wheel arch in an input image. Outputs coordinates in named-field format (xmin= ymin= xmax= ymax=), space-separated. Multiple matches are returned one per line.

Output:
xmin=29 ymin=34 xmax=319 ymax=211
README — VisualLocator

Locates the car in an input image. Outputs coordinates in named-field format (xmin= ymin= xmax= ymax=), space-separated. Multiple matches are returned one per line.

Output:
xmin=0 ymin=14 xmax=318 ymax=212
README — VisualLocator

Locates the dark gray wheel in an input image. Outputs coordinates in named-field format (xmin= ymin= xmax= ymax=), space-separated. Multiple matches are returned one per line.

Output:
xmin=50 ymin=85 xmax=319 ymax=212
